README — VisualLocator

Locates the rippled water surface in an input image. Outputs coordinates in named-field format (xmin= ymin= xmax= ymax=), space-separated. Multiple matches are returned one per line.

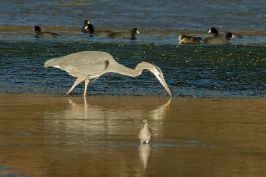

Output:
xmin=0 ymin=41 xmax=265 ymax=98
xmin=0 ymin=0 xmax=266 ymax=44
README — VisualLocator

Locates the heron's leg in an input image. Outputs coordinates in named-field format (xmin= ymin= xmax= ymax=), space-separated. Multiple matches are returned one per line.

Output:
xmin=83 ymin=79 xmax=90 ymax=96
xmin=66 ymin=77 xmax=85 ymax=95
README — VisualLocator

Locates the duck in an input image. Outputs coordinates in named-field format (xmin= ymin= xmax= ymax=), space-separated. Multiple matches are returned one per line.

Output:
xmin=81 ymin=20 xmax=92 ymax=33
xmin=138 ymin=119 xmax=152 ymax=144
xmin=179 ymin=35 xmax=201 ymax=44
xmin=203 ymin=32 xmax=234 ymax=44
xmin=33 ymin=26 xmax=59 ymax=38
xmin=208 ymin=27 xmax=242 ymax=38
xmin=108 ymin=28 xmax=140 ymax=40
xmin=81 ymin=20 xmax=113 ymax=37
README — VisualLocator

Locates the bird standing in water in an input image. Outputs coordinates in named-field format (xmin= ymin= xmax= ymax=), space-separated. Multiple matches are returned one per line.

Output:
xmin=138 ymin=119 xmax=152 ymax=144
xmin=44 ymin=51 xmax=172 ymax=96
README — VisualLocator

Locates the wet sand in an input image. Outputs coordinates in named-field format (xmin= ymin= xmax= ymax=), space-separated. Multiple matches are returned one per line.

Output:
xmin=1 ymin=94 xmax=266 ymax=177
xmin=1 ymin=25 xmax=266 ymax=36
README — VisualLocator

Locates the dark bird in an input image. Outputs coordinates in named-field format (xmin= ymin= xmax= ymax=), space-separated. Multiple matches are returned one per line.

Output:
xmin=44 ymin=51 xmax=172 ymax=96
xmin=179 ymin=35 xmax=201 ymax=44
xmin=33 ymin=26 xmax=59 ymax=38
xmin=208 ymin=27 xmax=242 ymax=38
xmin=203 ymin=32 xmax=234 ymax=44
xmin=81 ymin=20 xmax=113 ymax=37
xmin=108 ymin=28 xmax=140 ymax=40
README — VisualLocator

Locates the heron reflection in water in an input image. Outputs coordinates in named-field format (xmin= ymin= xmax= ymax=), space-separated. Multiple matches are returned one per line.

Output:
xmin=44 ymin=51 xmax=172 ymax=96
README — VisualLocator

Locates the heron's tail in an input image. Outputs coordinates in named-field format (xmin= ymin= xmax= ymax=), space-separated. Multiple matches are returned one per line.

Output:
xmin=44 ymin=58 xmax=60 ymax=68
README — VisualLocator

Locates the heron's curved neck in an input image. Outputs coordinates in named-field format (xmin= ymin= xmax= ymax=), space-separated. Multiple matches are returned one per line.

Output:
xmin=108 ymin=62 xmax=154 ymax=77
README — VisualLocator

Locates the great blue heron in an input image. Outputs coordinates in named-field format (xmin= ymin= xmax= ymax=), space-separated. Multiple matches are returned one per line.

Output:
xmin=138 ymin=119 xmax=152 ymax=144
xmin=33 ymin=26 xmax=59 ymax=38
xmin=44 ymin=51 xmax=172 ymax=96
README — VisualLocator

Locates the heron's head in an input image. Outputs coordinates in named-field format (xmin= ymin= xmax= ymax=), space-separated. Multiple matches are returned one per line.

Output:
xmin=136 ymin=62 xmax=172 ymax=96
xmin=137 ymin=62 xmax=171 ymax=96
xmin=153 ymin=66 xmax=172 ymax=96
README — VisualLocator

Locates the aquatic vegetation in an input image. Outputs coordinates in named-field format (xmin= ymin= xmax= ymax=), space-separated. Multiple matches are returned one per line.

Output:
xmin=0 ymin=41 xmax=265 ymax=97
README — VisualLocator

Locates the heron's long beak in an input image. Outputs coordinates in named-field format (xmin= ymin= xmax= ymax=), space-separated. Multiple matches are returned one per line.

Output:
xmin=161 ymin=81 xmax=172 ymax=96
xmin=155 ymin=74 xmax=172 ymax=97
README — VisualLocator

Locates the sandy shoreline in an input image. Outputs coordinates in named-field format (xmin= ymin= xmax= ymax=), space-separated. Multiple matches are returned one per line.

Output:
xmin=1 ymin=93 xmax=265 ymax=105
xmin=1 ymin=25 xmax=266 ymax=36
xmin=1 ymin=93 xmax=266 ymax=177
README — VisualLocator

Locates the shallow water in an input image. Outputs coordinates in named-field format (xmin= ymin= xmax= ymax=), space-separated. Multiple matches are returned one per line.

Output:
xmin=0 ymin=0 xmax=266 ymax=44
xmin=0 ymin=95 xmax=266 ymax=177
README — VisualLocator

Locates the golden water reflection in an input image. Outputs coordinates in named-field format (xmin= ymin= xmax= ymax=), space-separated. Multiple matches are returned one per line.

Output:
xmin=0 ymin=95 xmax=266 ymax=177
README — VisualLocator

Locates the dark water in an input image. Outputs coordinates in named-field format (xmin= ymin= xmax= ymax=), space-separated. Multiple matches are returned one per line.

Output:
xmin=1 ymin=0 xmax=266 ymax=29
xmin=0 ymin=41 xmax=265 ymax=97
xmin=0 ymin=1 xmax=265 ymax=97
xmin=0 ymin=0 xmax=266 ymax=44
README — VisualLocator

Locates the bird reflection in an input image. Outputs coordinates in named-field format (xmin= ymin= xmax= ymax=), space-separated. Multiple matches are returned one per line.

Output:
xmin=44 ymin=97 xmax=171 ymax=147
xmin=138 ymin=144 xmax=152 ymax=170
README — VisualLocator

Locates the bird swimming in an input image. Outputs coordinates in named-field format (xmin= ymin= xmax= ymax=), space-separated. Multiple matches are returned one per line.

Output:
xmin=81 ymin=20 xmax=113 ymax=37
xmin=208 ymin=27 xmax=243 ymax=38
xmin=108 ymin=28 xmax=140 ymax=40
xmin=33 ymin=26 xmax=59 ymax=38
xmin=203 ymin=32 xmax=234 ymax=44
xmin=138 ymin=119 xmax=152 ymax=144
xmin=178 ymin=35 xmax=201 ymax=44
xmin=81 ymin=20 xmax=91 ymax=33
xmin=44 ymin=51 xmax=172 ymax=96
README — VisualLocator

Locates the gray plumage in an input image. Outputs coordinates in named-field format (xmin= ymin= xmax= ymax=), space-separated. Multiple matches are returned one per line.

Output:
xmin=138 ymin=119 xmax=152 ymax=144
xmin=44 ymin=51 xmax=172 ymax=96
